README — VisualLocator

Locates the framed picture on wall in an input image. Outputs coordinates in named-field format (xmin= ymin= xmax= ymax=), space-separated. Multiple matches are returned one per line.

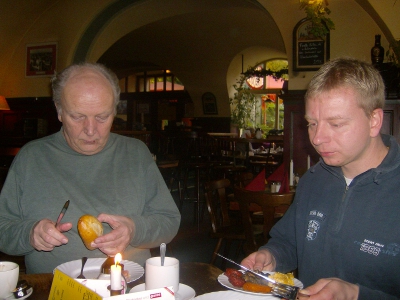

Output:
xmin=26 ymin=42 xmax=57 ymax=77
xmin=202 ymin=92 xmax=218 ymax=115
xmin=293 ymin=18 xmax=330 ymax=71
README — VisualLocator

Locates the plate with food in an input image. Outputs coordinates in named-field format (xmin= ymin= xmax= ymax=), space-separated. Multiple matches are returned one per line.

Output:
xmin=194 ymin=290 xmax=278 ymax=299
xmin=217 ymin=268 xmax=303 ymax=296
xmin=54 ymin=258 xmax=144 ymax=283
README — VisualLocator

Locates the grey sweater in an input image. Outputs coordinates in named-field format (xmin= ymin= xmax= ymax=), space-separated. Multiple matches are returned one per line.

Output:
xmin=262 ymin=134 xmax=400 ymax=299
xmin=0 ymin=130 xmax=181 ymax=273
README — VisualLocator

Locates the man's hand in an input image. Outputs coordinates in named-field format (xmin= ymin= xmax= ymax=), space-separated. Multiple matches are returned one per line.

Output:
xmin=241 ymin=249 xmax=276 ymax=272
xmin=91 ymin=214 xmax=135 ymax=256
xmin=30 ymin=219 xmax=72 ymax=251
xmin=299 ymin=278 xmax=359 ymax=300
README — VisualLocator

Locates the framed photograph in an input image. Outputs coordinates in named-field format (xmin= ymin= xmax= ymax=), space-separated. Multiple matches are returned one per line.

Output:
xmin=202 ymin=92 xmax=218 ymax=115
xmin=293 ymin=18 xmax=330 ymax=71
xmin=26 ymin=43 xmax=57 ymax=77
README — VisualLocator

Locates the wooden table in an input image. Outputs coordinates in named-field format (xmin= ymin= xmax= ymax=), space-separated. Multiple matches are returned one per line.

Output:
xmin=19 ymin=262 xmax=225 ymax=299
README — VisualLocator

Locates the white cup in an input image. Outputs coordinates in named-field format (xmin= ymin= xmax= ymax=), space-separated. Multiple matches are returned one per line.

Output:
xmin=145 ymin=257 xmax=179 ymax=293
xmin=0 ymin=261 xmax=19 ymax=298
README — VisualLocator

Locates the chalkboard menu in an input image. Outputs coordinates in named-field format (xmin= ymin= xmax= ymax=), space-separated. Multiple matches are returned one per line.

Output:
xmin=293 ymin=18 xmax=330 ymax=71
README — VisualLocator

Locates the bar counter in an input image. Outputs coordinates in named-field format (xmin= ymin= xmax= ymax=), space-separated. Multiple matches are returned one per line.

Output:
xmin=20 ymin=262 xmax=225 ymax=299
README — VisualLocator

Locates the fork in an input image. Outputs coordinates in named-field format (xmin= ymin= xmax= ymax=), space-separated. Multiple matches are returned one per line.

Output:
xmin=215 ymin=253 xmax=309 ymax=299
xmin=77 ymin=257 xmax=88 ymax=279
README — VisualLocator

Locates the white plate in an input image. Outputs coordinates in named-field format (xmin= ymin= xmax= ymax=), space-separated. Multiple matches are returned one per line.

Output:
xmin=5 ymin=287 xmax=33 ymax=299
xmin=194 ymin=290 xmax=278 ymax=299
xmin=54 ymin=258 xmax=144 ymax=283
xmin=217 ymin=271 xmax=303 ymax=296
xmin=130 ymin=283 xmax=195 ymax=300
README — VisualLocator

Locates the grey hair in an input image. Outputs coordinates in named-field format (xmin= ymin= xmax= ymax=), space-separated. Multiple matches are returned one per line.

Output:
xmin=51 ymin=62 xmax=120 ymax=115
xmin=305 ymin=57 xmax=386 ymax=116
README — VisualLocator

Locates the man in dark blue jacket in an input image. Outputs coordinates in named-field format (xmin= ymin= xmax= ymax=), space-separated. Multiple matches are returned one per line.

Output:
xmin=242 ymin=57 xmax=400 ymax=299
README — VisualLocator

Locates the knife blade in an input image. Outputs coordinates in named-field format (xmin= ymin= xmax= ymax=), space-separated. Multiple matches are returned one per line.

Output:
xmin=215 ymin=253 xmax=277 ymax=285
xmin=216 ymin=253 xmax=308 ymax=299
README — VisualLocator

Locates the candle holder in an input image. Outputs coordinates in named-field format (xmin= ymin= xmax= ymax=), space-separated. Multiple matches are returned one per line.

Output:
xmin=107 ymin=280 xmax=127 ymax=296
xmin=106 ymin=274 xmax=127 ymax=296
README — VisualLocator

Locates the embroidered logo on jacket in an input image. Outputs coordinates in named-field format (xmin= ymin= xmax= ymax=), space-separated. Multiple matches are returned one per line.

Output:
xmin=306 ymin=220 xmax=320 ymax=241
xmin=306 ymin=210 xmax=325 ymax=241
xmin=355 ymin=240 xmax=400 ymax=257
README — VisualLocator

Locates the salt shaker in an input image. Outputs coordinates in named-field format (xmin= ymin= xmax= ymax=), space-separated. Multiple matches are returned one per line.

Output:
xmin=275 ymin=182 xmax=281 ymax=193
xmin=271 ymin=182 xmax=276 ymax=193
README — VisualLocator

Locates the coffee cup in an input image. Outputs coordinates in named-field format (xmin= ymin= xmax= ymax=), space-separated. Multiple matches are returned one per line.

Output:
xmin=0 ymin=261 xmax=19 ymax=298
xmin=145 ymin=257 xmax=179 ymax=293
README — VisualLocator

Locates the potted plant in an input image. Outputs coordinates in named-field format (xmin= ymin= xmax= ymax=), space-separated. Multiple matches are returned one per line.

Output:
xmin=299 ymin=0 xmax=335 ymax=39
xmin=230 ymin=61 xmax=289 ymax=133
xmin=384 ymin=40 xmax=400 ymax=98
xmin=386 ymin=40 xmax=400 ymax=68
xmin=229 ymin=74 xmax=257 ymax=132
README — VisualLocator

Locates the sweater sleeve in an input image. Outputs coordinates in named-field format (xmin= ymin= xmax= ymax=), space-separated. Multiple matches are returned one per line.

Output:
xmin=258 ymin=198 xmax=299 ymax=272
xmin=358 ymin=285 xmax=400 ymax=300
xmin=0 ymin=163 xmax=37 ymax=256
xmin=129 ymin=160 xmax=181 ymax=248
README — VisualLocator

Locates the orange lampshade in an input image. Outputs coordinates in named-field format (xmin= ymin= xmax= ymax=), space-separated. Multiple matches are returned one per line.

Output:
xmin=0 ymin=95 xmax=10 ymax=110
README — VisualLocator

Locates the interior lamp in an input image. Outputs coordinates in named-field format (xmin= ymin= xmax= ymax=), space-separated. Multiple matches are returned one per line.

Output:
xmin=0 ymin=95 xmax=10 ymax=110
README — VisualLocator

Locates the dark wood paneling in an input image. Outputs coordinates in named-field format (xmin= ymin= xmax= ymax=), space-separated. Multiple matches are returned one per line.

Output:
xmin=283 ymin=91 xmax=318 ymax=176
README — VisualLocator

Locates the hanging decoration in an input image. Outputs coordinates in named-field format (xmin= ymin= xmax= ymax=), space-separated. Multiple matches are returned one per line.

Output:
xmin=241 ymin=58 xmax=289 ymax=81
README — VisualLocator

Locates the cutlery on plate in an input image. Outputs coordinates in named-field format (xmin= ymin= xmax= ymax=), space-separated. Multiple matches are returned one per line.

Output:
xmin=77 ymin=257 xmax=88 ymax=279
xmin=160 ymin=243 xmax=166 ymax=266
xmin=215 ymin=253 xmax=309 ymax=299
xmin=55 ymin=200 xmax=70 ymax=226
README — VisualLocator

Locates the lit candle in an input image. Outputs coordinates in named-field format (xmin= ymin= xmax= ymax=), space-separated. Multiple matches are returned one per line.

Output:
xmin=110 ymin=253 xmax=122 ymax=290
xmin=289 ymin=160 xmax=294 ymax=186
xmin=307 ymin=155 xmax=311 ymax=169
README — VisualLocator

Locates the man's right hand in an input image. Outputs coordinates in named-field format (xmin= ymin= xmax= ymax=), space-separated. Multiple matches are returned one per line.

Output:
xmin=29 ymin=219 xmax=72 ymax=251
xmin=241 ymin=249 xmax=276 ymax=272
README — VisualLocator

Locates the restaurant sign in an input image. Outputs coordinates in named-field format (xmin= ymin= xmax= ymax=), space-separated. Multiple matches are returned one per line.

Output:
xmin=293 ymin=18 xmax=330 ymax=71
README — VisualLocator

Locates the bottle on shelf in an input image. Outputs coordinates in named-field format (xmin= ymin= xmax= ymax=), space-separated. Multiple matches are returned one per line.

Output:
xmin=371 ymin=34 xmax=384 ymax=68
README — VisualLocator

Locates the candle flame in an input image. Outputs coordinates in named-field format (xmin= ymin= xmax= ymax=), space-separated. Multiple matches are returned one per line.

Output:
xmin=115 ymin=253 xmax=122 ymax=265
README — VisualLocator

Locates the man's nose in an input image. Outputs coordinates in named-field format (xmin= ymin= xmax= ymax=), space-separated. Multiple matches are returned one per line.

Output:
xmin=83 ymin=118 xmax=96 ymax=135
xmin=310 ymin=124 xmax=329 ymax=146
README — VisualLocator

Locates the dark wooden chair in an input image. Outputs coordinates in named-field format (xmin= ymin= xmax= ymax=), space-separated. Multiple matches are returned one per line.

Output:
xmin=234 ymin=187 xmax=294 ymax=255
xmin=204 ymin=178 xmax=245 ymax=267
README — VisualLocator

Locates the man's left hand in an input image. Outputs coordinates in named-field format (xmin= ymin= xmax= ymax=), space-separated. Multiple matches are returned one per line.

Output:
xmin=91 ymin=213 xmax=135 ymax=255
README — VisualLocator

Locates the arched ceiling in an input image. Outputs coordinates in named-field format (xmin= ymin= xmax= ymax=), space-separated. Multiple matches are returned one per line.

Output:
xmin=94 ymin=0 xmax=285 ymax=78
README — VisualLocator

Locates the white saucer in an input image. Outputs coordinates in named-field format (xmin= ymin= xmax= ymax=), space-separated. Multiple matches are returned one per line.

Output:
xmin=5 ymin=287 xmax=33 ymax=299
xmin=130 ymin=283 xmax=195 ymax=300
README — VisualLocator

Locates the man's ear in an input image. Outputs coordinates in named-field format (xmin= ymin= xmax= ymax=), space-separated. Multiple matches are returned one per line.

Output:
xmin=55 ymin=105 xmax=62 ymax=122
xmin=370 ymin=108 xmax=384 ymax=137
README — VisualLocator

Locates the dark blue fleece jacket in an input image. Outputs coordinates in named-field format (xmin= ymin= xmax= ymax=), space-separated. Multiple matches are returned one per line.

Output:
xmin=261 ymin=134 xmax=400 ymax=299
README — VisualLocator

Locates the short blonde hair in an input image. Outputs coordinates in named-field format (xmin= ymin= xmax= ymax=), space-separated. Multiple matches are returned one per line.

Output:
xmin=305 ymin=57 xmax=385 ymax=116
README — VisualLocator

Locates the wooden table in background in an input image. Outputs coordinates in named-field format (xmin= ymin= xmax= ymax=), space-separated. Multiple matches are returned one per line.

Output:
xmin=20 ymin=262 xmax=225 ymax=300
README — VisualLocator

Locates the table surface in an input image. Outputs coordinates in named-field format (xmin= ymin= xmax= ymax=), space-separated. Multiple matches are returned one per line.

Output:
xmin=20 ymin=262 xmax=226 ymax=300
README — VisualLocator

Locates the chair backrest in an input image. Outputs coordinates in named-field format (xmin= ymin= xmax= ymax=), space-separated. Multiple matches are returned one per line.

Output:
xmin=234 ymin=171 xmax=254 ymax=187
xmin=204 ymin=178 xmax=232 ymax=233
xmin=234 ymin=187 xmax=294 ymax=255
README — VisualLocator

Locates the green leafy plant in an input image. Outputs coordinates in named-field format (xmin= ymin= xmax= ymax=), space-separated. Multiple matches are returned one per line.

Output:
xmin=242 ymin=62 xmax=288 ymax=81
xmin=229 ymin=74 xmax=257 ymax=129
xmin=386 ymin=40 xmax=400 ymax=68
xmin=299 ymin=0 xmax=335 ymax=38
